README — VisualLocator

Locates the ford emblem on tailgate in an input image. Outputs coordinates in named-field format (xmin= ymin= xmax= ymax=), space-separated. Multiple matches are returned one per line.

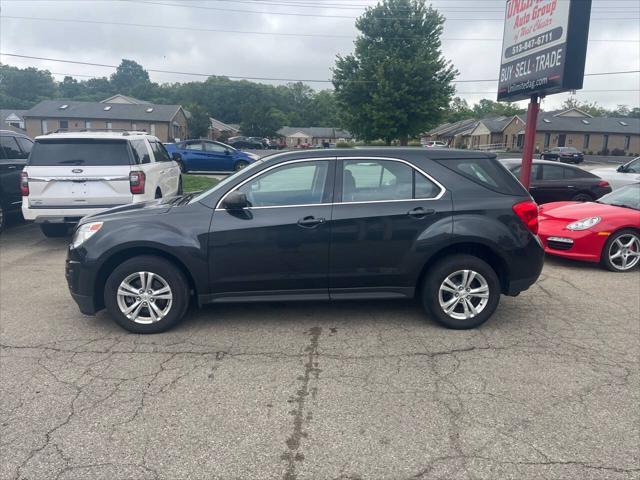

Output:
xmin=72 ymin=169 xmax=84 ymax=173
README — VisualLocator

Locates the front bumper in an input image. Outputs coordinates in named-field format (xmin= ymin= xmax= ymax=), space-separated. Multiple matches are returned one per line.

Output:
xmin=66 ymin=257 xmax=98 ymax=315
xmin=538 ymin=223 xmax=606 ymax=263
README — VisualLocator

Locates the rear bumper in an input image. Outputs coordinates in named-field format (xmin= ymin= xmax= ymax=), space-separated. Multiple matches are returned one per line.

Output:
xmin=23 ymin=204 xmax=124 ymax=222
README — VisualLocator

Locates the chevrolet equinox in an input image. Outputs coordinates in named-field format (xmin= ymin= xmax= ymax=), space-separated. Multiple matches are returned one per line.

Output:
xmin=66 ymin=149 xmax=544 ymax=333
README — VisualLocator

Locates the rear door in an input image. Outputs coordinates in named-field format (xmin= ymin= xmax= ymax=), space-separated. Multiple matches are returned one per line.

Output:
xmin=25 ymin=138 xmax=133 ymax=209
xmin=534 ymin=164 xmax=570 ymax=203
xmin=329 ymin=157 xmax=450 ymax=296
xmin=0 ymin=135 xmax=29 ymax=208
xmin=148 ymin=140 xmax=180 ymax=196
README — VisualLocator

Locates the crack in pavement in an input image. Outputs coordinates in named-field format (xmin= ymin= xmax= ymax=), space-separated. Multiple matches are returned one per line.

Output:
xmin=281 ymin=327 xmax=322 ymax=480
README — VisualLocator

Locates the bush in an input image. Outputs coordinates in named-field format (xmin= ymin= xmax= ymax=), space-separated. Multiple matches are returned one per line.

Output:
xmin=458 ymin=144 xmax=467 ymax=149
xmin=336 ymin=141 xmax=354 ymax=148
xmin=368 ymin=140 xmax=387 ymax=146
xmin=407 ymin=140 xmax=422 ymax=147
xmin=598 ymin=148 xmax=610 ymax=156
xmin=611 ymin=148 xmax=626 ymax=156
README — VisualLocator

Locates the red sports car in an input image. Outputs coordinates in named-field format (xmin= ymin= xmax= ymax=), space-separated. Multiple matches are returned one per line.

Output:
xmin=538 ymin=183 xmax=640 ymax=272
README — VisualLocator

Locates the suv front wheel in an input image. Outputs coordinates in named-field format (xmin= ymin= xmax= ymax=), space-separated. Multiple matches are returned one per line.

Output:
xmin=422 ymin=255 xmax=501 ymax=329
xmin=104 ymin=256 xmax=190 ymax=333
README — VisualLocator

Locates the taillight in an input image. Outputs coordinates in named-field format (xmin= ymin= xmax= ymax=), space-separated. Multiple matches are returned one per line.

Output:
xmin=598 ymin=180 xmax=610 ymax=189
xmin=130 ymin=171 xmax=146 ymax=194
xmin=20 ymin=172 xmax=29 ymax=196
xmin=513 ymin=200 xmax=539 ymax=235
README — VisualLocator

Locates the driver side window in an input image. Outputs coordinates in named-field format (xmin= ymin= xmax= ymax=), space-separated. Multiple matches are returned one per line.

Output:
xmin=204 ymin=142 xmax=227 ymax=153
xmin=237 ymin=161 xmax=329 ymax=207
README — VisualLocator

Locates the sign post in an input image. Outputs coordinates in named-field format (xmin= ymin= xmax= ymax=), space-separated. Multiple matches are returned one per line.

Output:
xmin=497 ymin=0 xmax=592 ymax=189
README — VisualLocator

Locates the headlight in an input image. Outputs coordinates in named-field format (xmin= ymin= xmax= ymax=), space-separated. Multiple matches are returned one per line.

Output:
xmin=71 ymin=222 xmax=103 ymax=248
xmin=566 ymin=216 xmax=601 ymax=231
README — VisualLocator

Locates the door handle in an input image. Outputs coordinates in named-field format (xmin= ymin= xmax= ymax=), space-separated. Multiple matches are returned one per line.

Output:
xmin=297 ymin=216 xmax=326 ymax=228
xmin=407 ymin=207 xmax=435 ymax=218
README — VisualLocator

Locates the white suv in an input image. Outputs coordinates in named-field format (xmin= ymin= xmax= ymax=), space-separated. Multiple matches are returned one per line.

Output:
xmin=21 ymin=131 xmax=182 ymax=237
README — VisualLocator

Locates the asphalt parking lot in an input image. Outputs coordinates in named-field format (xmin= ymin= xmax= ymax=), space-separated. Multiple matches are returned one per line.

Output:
xmin=1 ymin=221 xmax=639 ymax=480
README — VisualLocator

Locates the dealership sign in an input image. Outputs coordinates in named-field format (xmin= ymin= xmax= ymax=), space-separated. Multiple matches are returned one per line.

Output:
xmin=497 ymin=0 xmax=592 ymax=101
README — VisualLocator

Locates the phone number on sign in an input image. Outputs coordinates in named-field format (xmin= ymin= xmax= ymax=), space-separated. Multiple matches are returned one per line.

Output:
xmin=507 ymin=27 xmax=562 ymax=58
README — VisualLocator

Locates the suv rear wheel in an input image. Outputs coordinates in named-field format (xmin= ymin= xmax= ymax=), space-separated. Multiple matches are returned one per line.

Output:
xmin=422 ymin=254 xmax=501 ymax=329
xmin=104 ymin=256 xmax=190 ymax=333
xmin=40 ymin=224 xmax=70 ymax=238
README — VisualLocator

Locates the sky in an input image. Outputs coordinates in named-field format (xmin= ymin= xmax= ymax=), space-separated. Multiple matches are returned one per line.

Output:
xmin=0 ymin=0 xmax=639 ymax=111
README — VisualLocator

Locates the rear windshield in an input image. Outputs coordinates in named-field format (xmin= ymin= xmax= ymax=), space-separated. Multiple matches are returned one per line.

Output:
xmin=435 ymin=157 xmax=528 ymax=195
xmin=28 ymin=139 xmax=132 ymax=166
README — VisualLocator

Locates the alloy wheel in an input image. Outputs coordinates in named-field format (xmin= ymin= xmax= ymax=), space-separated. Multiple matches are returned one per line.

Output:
xmin=438 ymin=270 xmax=490 ymax=320
xmin=116 ymin=271 xmax=173 ymax=324
xmin=608 ymin=234 xmax=640 ymax=271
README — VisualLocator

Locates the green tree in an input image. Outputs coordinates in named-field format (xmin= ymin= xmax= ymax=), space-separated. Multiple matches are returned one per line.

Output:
xmin=332 ymin=0 xmax=456 ymax=144
xmin=560 ymin=98 xmax=607 ymax=117
xmin=240 ymin=106 xmax=287 ymax=137
xmin=186 ymin=104 xmax=210 ymax=138
xmin=59 ymin=76 xmax=84 ymax=98
xmin=110 ymin=59 xmax=151 ymax=95
xmin=0 ymin=64 xmax=57 ymax=108
xmin=445 ymin=97 xmax=474 ymax=122
xmin=472 ymin=99 xmax=525 ymax=118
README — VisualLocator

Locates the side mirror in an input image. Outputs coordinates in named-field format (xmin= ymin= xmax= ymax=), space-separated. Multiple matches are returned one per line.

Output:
xmin=222 ymin=191 xmax=248 ymax=210
xmin=617 ymin=165 xmax=625 ymax=173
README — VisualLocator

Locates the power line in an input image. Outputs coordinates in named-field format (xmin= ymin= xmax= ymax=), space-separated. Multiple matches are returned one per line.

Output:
xmin=3 ymin=52 xmax=639 ymax=85
xmin=120 ymin=0 xmax=640 ymax=20
xmin=1 ymin=15 xmax=637 ymax=42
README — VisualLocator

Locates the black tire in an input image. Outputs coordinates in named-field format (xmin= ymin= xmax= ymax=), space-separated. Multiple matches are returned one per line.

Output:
xmin=422 ymin=254 xmax=501 ymax=329
xmin=40 ymin=224 xmax=70 ymax=238
xmin=571 ymin=192 xmax=593 ymax=202
xmin=601 ymin=229 xmax=640 ymax=272
xmin=234 ymin=160 xmax=249 ymax=171
xmin=104 ymin=255 xmax=190 ymax=333
xmin=177 ymin=177 xmax=183 ymax=195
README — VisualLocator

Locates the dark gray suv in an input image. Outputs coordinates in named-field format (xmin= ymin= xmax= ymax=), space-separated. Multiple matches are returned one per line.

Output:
xmin=0 ymin=130 xmax=33 ymax=233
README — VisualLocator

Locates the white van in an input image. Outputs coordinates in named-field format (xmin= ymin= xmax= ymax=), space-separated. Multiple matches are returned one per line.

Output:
xmin=21 ymin=131 xmax=181 ymax=237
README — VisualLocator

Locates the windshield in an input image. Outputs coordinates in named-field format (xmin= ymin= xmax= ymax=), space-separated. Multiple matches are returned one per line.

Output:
xmin=597 ymin=184 xmax=640 ymax=210
xmin=189 ymin=159 xmax=265 ymax=204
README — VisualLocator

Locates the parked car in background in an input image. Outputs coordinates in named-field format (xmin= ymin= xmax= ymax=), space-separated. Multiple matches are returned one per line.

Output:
xmin=227 ymin=136 xmax=264 ymax=150
xmin=66 ymin=148 xmax=544 ymax=334
xmin=590 ymin=157 xmax=640 ymax=190
xmin=538 ymin=183 xmax=640 ymax=272
xmin=423 ymin=141 xmax=448 ymax=148
xmin=0 ymin=130 xmax=33 ymax=233
xmin=500 ymin=158 xmax=611 ymax=204
xmin=22 ymin=131 xmax=181 ymax=238
xmin=164 ymin=139 xmax=259 ymax=173
xmin=540 ymin=146 xmax=584 ymax=164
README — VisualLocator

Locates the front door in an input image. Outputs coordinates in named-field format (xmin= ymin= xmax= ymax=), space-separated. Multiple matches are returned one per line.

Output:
xmin=203 ymin=141 xmax=234 ymax=171
xmin=532 ymin=164 xmax=569 ymax=203
xmin=208 ymin=159 xmax=335 ymax=299
xmin=558 ymin=134 xmax=566 ymax=147
xmin=329 ymin=158 xmax=451 ymax=297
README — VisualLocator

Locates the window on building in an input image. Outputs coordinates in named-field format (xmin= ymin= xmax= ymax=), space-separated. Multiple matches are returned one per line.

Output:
xmin=624 ymin=136 xmax=631 ymax=150
xmin=544 ymin=133 xmax=550 ymax=148
xmin=106 ymin=122 xmax=113 ymax=130
xmin=132 ymin=123 xmax=137 ymax=131
xmin=150 ymin=124 xmax=156 ymax=136
xmin=41 ymin=120 xmax=49 ymax=134
xmin=85 ymin=121 xmax=92 ymax=130
xmin=583 ymin=134 xmax=590 ymax=149
xmin=59 ymin=120 xmax=69 ymax=130
xmin=603 ymin=135 xmax=609 ymax=151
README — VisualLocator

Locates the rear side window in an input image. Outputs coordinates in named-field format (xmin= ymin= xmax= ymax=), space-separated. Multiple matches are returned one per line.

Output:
xmin=28 ymin=139 xmax=132 ymax=166
xmin=130 ymin=139 xmax=151 ymax=164
xmin=0 ymin=136 xmax=26 ymax=159
xmin=16 ymin=137 xmax=33 ymax=157
xmin=436 ymin=157 xmax=527 ymax=195
xmin=563 ymin=167 xmax=594 ymax=179
xmin=150 ymin=141 xmax=172 ymax=162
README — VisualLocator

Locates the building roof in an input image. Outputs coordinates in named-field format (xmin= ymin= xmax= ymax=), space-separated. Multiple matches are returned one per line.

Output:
xmin=536 ymin=114 xmax=639 ymax=134
xmin=277 ymin=126 xmax=352 ymax=138
xmin=478 ymin=116 xmax=514 ymax=133
xmin=210 ymin=117 xmax=239 ymax=133
xmin=1 ymin=109 xmax=29 ymax=123
xmin=24 ymin=100 xmax=184 ymax=122
xmin=101 ymin=94 xmax=151 ymax=104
